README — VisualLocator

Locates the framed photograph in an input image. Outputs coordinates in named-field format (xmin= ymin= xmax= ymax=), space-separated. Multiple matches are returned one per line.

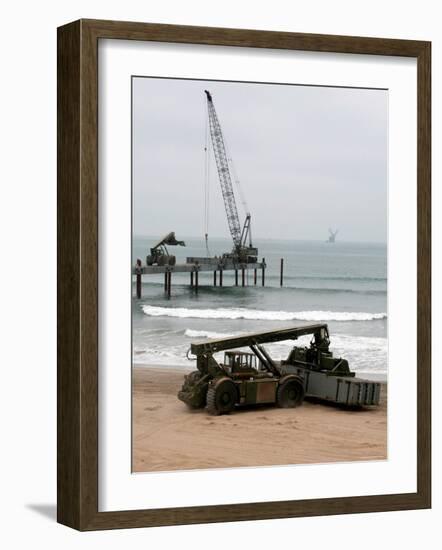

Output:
xmin=57 ymin=19 xmax=431 ymax=530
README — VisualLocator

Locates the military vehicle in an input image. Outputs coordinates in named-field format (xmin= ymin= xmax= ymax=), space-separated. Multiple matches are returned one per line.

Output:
xmin=178 ymin=324 xmax=381 ymax=415
xmin=145 ymin=232 xmax=185 ymax=266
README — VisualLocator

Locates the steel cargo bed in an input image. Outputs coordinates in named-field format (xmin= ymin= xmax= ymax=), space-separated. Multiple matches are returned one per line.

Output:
xmin=280 ymin=364 xmax=381 ymax=406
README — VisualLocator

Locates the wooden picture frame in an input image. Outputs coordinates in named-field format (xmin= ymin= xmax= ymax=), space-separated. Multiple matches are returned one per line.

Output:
xmin=57 ymin=18 xmax=431 ymax=530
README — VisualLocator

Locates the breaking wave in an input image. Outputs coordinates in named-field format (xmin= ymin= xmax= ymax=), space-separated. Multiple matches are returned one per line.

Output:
xmin=142 ymin=305 xmax=386 ymax=322
xmin=183 ymin=328 xmax=386 ymax=351
xmin=134 ymin=330 xmax=387 ymax=374
xmin=133 ymin=346 xmax=190 ymax=367
xmin=184 ymin=328 xmax=235 ymax=339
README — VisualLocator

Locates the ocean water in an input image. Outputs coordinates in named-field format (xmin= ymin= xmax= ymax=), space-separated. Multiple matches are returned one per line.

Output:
xmin=132 ymin=237 xmax=387 ymax=379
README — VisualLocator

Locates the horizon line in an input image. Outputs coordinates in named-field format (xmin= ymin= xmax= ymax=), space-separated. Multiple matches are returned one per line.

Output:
xmin=133 ymin=233 xmax=387 ymax=245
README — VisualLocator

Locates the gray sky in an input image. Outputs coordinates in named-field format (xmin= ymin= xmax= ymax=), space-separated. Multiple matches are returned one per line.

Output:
xmin=133 ymin=77 xmax=387 ymax=243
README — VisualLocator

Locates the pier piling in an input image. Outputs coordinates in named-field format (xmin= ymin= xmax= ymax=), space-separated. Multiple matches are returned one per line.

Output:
xmin=280 ymin=258 xmax=284 ymax=287
xmin=254 ymin=268 xmax=257 ymax=285
xmin=135 ymin=259 xmax=142 ymax=299
xmin=262 ymin=258 xmax=266 ymax=287
xmin=136 ymin=274 xmax=142 ymax=299
xmin=213 ymin=270 xmax=217 ymax=286
xmin=167 ymin=271 xmax=172 ymax=298
xmin=235 ymin=269 xmax=238 ymax=286
xmin=242 ymin=267 xmax=245 ymax=287
xmin=195 ymin=270 xmax=199 ymax=293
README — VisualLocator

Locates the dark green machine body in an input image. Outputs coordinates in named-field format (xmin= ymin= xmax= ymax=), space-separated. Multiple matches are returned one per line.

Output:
xmin=145 ymin=231 xmax=185 ymax=266
xmin=177 ymin=324 xmax=381 ymax=415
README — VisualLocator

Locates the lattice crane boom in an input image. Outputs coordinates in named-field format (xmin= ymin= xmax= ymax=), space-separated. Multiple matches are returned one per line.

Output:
xmin=205 ymin=90 xmax=245 ymax=251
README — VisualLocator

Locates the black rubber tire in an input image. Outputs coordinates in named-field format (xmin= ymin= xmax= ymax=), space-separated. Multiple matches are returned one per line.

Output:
xmin=184 ymin=394 xmax=206 ymax=409
xmin=180 ymin=371 xmax=207 ymax=409
xmin=206 ymin=380 xmax=237 ymax=415
xmin=186 ymin=370 xmax=202 ymax=385
xmin=168 ymin=255 xmax=176 ymax=266
xmin=276 ymin=377 xmax=305 ymax=408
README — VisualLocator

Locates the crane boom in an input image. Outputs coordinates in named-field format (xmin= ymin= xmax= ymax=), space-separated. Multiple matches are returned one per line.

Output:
xmin=190 ymin=323 xmax=330 ymax=355
xmin=205 ymin=90 xmax=244 ymax=251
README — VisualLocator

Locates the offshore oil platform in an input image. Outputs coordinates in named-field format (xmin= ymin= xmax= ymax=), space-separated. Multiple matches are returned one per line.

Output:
xmin=326 ymin=228 xmax=339 ymax=243
xmin=133 ymin=90 xmax=276 ymax=297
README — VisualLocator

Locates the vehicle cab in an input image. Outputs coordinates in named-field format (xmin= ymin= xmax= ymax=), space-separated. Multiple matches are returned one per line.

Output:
xmin=223 ymin=351 xmax=260 ymax=375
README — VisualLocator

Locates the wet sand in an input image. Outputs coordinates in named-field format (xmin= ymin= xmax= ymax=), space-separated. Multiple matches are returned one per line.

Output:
xmin=132 ymin=365 xmax=387 ymax=472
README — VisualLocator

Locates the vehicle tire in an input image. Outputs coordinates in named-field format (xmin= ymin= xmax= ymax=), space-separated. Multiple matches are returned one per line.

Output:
xmin=186 ymin=370 xmax=202 ymax=385
xmin=157 ymin=256 xmax=166 ymax=266
xmin=178 ymin=371 xmax=207 ymax=409
xmin=185 ymin=370 xmax=206 ymax=403
xmin=146 ymin=255 xmax=153 ymax=266
xmin=168 ymin=255 xmax=176 ymax=266
xmin=276 ymin=377 xmax=305 ymax=408
xmin=206 ymin=379 xmax=237 ymax=415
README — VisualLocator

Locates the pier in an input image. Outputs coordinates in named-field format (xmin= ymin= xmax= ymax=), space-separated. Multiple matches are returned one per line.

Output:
xmin=132 ymin=257 xmax=278 ymax=298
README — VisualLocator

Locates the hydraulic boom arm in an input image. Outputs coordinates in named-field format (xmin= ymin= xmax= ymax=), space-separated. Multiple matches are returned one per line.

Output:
xmin=150 ymin=232 xmax=185 ymax=252
xmin=190 ymin=323 xmax=330 ymax=356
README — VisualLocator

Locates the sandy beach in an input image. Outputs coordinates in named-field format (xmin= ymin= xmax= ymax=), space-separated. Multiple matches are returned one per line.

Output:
xmin=132 ymin=365 xmax=387 ymax=472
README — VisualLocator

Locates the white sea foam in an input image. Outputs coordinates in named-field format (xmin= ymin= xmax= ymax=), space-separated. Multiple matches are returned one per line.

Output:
xmin=142 ymin=305 xmax=387 ymax=322
xmin=133 ymin=346 xmax=190 ymax=366
xmin=184 ymin=328 xmax=386 ymax=351
xmin=135 ymin=328 xmax=387 ymax=374
xmin=184 ymin=328 xmax=235 ymax=339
